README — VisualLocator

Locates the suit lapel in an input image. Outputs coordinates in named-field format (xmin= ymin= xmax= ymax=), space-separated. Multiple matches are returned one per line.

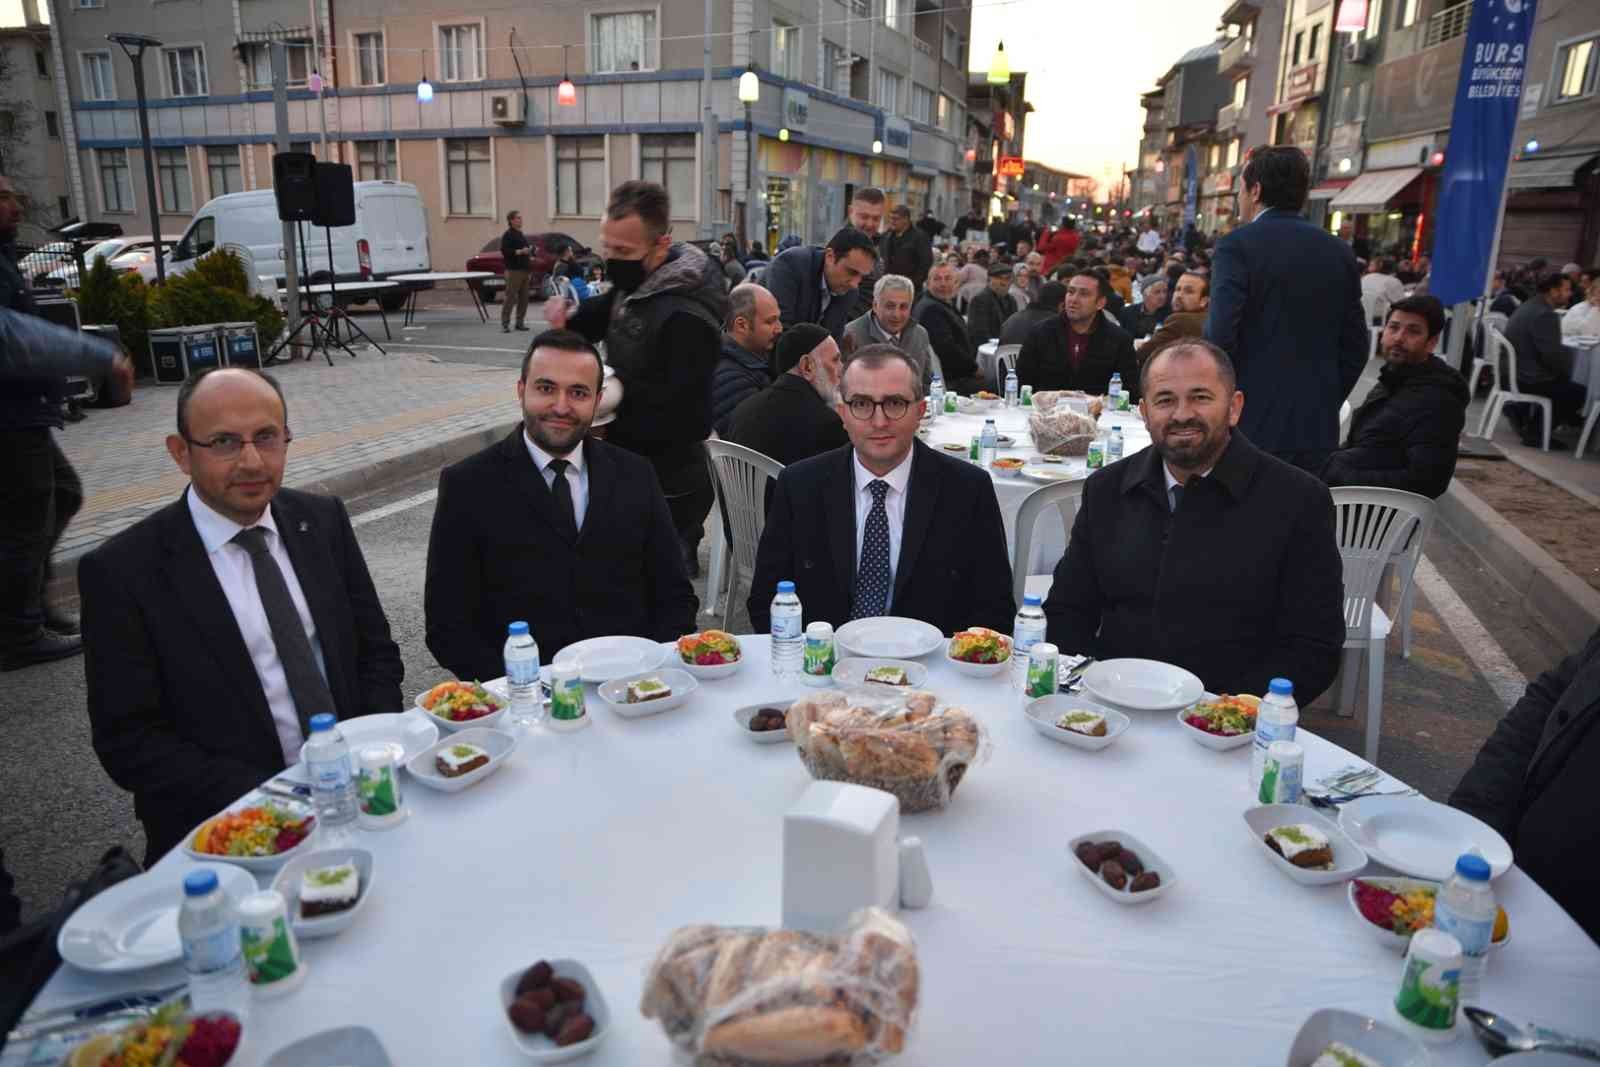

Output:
xmin=500 ymin=429 xmax=575 ymax=546
xmin=1528 ymin=657 xmax=1600 ymax=775
xmin=825 ymin=448 xmax=856 ymax=603
xmin=271 ymin=493 xmax=347 ymax=709
xmin=893 ymin=442 xmax=940 ymax=606
xmin=578 ymin=440 xmax=613 ymax=543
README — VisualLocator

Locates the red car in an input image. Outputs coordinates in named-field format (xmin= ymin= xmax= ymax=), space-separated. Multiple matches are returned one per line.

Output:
xmin=465 ymin=232 xmax=596 ymax=303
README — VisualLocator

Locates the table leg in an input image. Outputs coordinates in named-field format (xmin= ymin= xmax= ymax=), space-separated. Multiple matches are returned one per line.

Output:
xmin=377 ymin=295 xmax=392 ymax=340
xmin=403 ymin=288 xmax=418 ymax=328
xmin=469 ymin=282 xmax=488 ymax=323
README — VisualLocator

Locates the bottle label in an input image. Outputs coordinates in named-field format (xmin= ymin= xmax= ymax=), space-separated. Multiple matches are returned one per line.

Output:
xmin=310 ymin=752 xmax=352 ymax=795
xmin=1252 ymin=720 xmax=1296 ymax=754
xmin=771 ymin=613 xmax=802 ymax=642
xmin=183 ymin=925 xmax=241 ymax=975
xmin=506 ymin=652 xmax=541 ymax=686
xmin=1435 ymin=908 xmax=1493 ymax=958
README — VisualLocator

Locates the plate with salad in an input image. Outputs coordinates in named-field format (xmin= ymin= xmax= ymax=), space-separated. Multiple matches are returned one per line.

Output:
xmin=415 ymin=680 xmax=508 ymax=732
xmin=184 ymin=798 xmax=317 ymax=870
xmin=675 ymin=629 xmax=743 ymax=680
xmin=945 ymin=626 xmax=1012 ymax=678
xmin=1176 ymin=694 xmax=1260 ymax=750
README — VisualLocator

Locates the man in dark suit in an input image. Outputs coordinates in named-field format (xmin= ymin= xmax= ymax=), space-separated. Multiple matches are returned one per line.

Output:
xmin=1000 ymin=282 xmax=1066 ymax=347
xmin=1016 ymin=272 xmax=1141 ymax=400
xmin=914 ymin=260 xmax=985 ymax=394
xmin=1503 ymin=271 xmax=1586 ymax=448
xmin=879 ymin=204 xmax=933 ymax=293
xmin=1043 ymin=339 xmax=1346 ymax=702
xmin=425 ymin=329 xmax=696 ymax=681
xmin=764 ymin=227 xmax=879 ymax=342
xmin=965 ymin=262 xmax=1016 ymax=348
xmin=1205 ymin=146 xmax=1367 ymax=474
xmin=748 ymin=343 xmax=1015 ymax=635
xmin=80 ymin=368 xmax=404 ymax=863
xmin=1450 ymin=625 xmax=1600 ymax=944
xmin=725 ymin=324 xmax=848 ymax=467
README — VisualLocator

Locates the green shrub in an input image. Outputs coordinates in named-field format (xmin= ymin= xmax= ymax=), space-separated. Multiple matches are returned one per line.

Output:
xmin=146 ymin=249 xmax=285 ymax=348
xmin=71 ymin=255 xmax=150 ymax=368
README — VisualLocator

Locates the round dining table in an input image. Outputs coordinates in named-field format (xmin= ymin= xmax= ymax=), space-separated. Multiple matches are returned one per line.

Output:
xmin=21 ymin=637 xmax=1600 ymax=1066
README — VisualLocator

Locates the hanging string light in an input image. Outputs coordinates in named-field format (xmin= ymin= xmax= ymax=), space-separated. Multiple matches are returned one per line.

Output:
xmin=416 ymin=47 xmax=433 ymax=102
xmin=986 ymin=40 xmax=1009 ymax=85
xmin=558 ymin=45 xmax=576 ymax=106
xmin=1334 ymin=0 xmax=1369 ymax=34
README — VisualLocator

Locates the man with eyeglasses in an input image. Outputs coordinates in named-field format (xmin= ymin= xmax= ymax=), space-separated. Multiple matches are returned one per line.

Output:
xmin=748 ymin=343 xmax=1014 ymax=636
xmin=78 ymin=367 xmax=403 ymax=864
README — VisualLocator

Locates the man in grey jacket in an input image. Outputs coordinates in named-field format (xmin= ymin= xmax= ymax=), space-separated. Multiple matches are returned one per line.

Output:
xmin=841 ymin=274 xmax=939 ymax=389
xmin=1503 ymin=271 xmax=1586 ymax=449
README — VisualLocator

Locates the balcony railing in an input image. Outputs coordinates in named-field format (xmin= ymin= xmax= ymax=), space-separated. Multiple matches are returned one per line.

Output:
xmin=1424 ymin=0 xmax=1471 ymax=48
xmin=1218 ymin=35 xmax=1256 ymax=76
xmin=1217 ymin=100 xmax=1251 ymax=130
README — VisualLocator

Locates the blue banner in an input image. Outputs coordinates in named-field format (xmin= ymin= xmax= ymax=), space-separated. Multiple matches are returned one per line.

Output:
xmin=1430 ymin=0 xmax=1539 ymax=306
xmin=1183 ymin=146 xmax=1199 ymax=229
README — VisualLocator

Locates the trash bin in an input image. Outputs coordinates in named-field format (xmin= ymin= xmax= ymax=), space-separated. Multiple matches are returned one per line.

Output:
xmin=219 ymin=322 xmax=261 ymax=368
xmin=150 ymin=327 xmax=188 ymax=384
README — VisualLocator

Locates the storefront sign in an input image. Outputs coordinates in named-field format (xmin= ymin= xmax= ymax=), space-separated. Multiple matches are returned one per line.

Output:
xmin=1284 ymin=63 xmax=1319 ymax=104
xmin=997 ymin=156 xmax=1025 ymax=178
xmin=1432 ymin=0 xmax=1540 ymax=304
xmin=1367 ymin=35 xmax=1468 ymax=141
xmin=782 ymin=88 xmax=810 ymax=131
xmin=882 ymin=117 xmax=911 ymax=159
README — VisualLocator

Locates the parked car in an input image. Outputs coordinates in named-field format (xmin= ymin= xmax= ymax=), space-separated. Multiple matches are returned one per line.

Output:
xmin=465 ymin=232 xmax=597 ymax=303
xmin=19 ymin=236 xmax=160 ymax=290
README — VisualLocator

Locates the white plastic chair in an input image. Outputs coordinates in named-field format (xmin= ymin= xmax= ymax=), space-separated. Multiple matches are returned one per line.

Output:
xmin=1385 ymin=502 xmax=1436 ymax=660
xmin=993 ymin=343 xmax=1021 ymax=391
xmin=704 ymin=440 xmax=785 ymax=630
xmin=1466 ymin=315 xmax=1502 ymax=398
xmin=1361 ymin=290 xmax=1389 ymax=328
xmin=1338 ymin=400 xmax=1353 ymax=447
xmin=1577 ymin=400 xmax=1599 ymax=458
xmin=1368 ymin=325 xmax=1383 ymax=360
xmin=1475 ymin=326 xmax=1553 ymax=450
xmin=1329 ymin=488 xmax=1435 ymax=766
xmin=1010 ymin=480 xmax=1084 ymax=607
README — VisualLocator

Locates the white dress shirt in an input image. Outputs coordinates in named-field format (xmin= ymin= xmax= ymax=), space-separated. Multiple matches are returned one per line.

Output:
xmin=852 ymin=450 xmax=914 ymax=611
xmin=1563 ymin=300 xmax=1600 ymax=339
xmin=1163 ymin=462 xmax=1213 ymax=512
xmin=525 ymin=431 xmax=589 ymax=530
xmin=186 ymin=489 xmax=328 ymax=765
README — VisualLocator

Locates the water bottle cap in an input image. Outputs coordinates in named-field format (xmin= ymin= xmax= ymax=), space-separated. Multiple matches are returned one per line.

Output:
xmin=1454 ymin=853 xmax=1492 ymax=881
xmin=1023 ymin=595 xmax=1042 ymax=606
xmin=183 ymin=869 xmax=219 ymax=897
xmin=309 ymin=713 xmax=336 ymax=732
xmin=1269 ymin=677 xmax=1294 ymax=695
xmin=507 ymin=621 xmax=529 ymax=636
xmin=777 ymin=580 xmax=795 ymax=593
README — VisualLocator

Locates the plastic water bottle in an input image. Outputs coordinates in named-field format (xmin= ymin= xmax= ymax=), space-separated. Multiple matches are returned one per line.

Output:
xmin=1108 ymin=372 xmax=1124 ymax=411
xmin=1249 ymin=678 xmax=1299 ymax=794
xmin=770 ymin=581 xmax=804 ymax=681
xmin=179 ymin=870 xmax=249 ymax=1018
xmin=928 ymin=376 xmax=944 ymax=420
xmin=303 ymin=713 xmax=357 ymax=833
xmin=1434 ymin=853 xmax=1497 ymax=1005
xmin=1004 ymin=368 xmax=1019 ymax=408
xmin=1011 ymin=595 xmax=1048 ymax=693
xmin=1106 ymin=426 xmax=1124 ymax=463
xmin=980 ymin=419 xmax=999 ymax=467
xmin=504 ymin=621 xmax=542 ymax=729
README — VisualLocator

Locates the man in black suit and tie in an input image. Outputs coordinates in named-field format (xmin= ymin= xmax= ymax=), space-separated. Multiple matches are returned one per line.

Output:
xmin=425 ymin=329 xmax=696 ymax=681
xmin=748 ymin=343 xmax=1015 ymax=635
xmin=80 ymin=368 xmax=404 ymax=864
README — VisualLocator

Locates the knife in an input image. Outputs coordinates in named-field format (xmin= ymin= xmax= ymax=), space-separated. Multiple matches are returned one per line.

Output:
xmin=11 ymin=985 xmax=186 ymax=1038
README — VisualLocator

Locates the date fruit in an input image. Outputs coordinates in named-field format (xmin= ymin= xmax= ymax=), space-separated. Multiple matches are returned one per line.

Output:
xmin=516 ymin=960 xmax=554 ymax=995
xmin=550 ymin=976 xmax=586 ymax=1006
xmin=508 ymin=996 xmax=546 ymax=1034
xmin=556 ymin=1013 xmax=596 ymax=1047
xmin=1116 ymin=849 xmax=1144 ymax=876
xmin=1130 ymin=871 xmax=1161 ymax=893
xmin=1075 ymin=842 xmax=1101 ymax=871
xmin=1101 ymin=860 xmax=1128 ymax=890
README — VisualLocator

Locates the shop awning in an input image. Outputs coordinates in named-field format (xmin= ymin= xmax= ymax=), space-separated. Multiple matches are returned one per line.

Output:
xmin=1308 ymin=179 xmax=1352 ymax=201
xmin=1329 ymin=167 xmax=1423 ymax=213
xmin=1506 ymin=153 xmax=1596 ymax=190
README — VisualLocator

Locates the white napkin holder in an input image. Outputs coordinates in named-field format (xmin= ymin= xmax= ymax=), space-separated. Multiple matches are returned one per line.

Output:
xmin=782 ymin=782 xmax=899 ymax=933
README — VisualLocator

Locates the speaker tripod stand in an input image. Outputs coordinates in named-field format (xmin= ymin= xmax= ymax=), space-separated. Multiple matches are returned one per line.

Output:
xmin=264 ymin=223 xmax=387 ymax=365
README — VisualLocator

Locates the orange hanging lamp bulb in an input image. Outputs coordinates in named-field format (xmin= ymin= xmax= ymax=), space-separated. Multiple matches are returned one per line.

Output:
xmin=558 ymin=45 xmax=577 ymax=106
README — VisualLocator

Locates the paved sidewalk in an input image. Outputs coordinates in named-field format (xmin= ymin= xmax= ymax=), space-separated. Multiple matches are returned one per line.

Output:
xmin=52 ymin=350 xmax=519 ymax=565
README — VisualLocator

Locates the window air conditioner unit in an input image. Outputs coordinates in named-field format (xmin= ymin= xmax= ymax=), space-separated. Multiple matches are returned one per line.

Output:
xmin=491 ymin=92 xmax=526 ymax=126
xmin=1343 ymin=38 xmax=1374 ymax=64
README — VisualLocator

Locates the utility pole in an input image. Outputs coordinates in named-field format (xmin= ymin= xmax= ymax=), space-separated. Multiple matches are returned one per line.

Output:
xmin=308 ymin=0 xmax=331 ymax=158
xmin=273 ymin=40 xmax=301 ymax=343
xmin=699 ymin=0 xmax=717 ymax=239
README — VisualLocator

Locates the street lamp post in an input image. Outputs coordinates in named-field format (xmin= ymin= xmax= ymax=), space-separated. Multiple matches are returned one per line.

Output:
xmin=736 ymin=35 xmax=760 ymax=251
xmin=108 ymin=33 xmax=165 ymax=283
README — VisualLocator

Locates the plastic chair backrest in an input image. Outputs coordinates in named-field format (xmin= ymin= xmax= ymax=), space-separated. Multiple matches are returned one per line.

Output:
xmin=994 ymin=343 xmax=1021 ymax=388
xmin=705 ymin=439 xmax=785 ymax=606
xmin=1488 ymin=326 xmax=1517 ymax=390
xmin=1329 ymin=487 xmax=1434 ymax=639
xmin=1011 ymin=480 xmax=1084 ymax=607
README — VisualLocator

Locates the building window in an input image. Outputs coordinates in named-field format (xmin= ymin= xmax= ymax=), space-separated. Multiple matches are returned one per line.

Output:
xmin=640 ymin=134 xmax=694 ymax=215
xmin=882 ymin=0 xmax=900 ymax=32
xmin=877 ymin=69 xmax=902 ymax=112
xmin=936 ymin=94 xmax=949 ymax=130
xmin=437 ymin=23 xmax=483 ymax=82
xmin=822 ymin=41 xmax=845 ymax=92
xmin=445 ymin=138 xmax=491 ymax=215
xmin=291 ymin=140 xmax=314 ymax=156
xmin=80 ymin=51 xmax=115 ymax=101
xmin=357 ymin=140 xmax=398 ymax=180
xmin=1396 ymin=0 xmax=1417 ymax=29
xmin=45 ymin=110 xmax=60 ymax=138
xmin=34 ymin=49 xmax=48 ymax=78
xmin=1292 ymin=30 xmax=1304 ymax=66
xmin=1232 ymin=77 xmax=1247 ymax=107
xmin=555 ymin=135 xmax=605 ymax=216
xmin=1209 ymin=143 xmax=1221 ymax=169
xmin=98 ymin=149 xmax=132 ymax=212
xmin=942 ymin=24 xmax=960 ymax=66
xmin=910 ymin=84 xmax=934 ymax=124
xmin=1227 ymin=138 xmax=1241 ymax=168
xmin=1308 ymin=23 xmax=1321 ymax=61
xmin=207 ymin=146 xmax=241 ymax=196
xmin=156 ymin=147 xmax=192 ymax=213
xmin=1364 ymin=0 xmax=1384 ymax=38
xmin=1554 ymin=37 xmax=1598 ymax=103
xmin=353 ymin=32 xmax=385 ymax=86
xmin=75 ymin=0 xmax=103 ymax=7
xmin=590 ymin=11 xmax=658 ymax=73
xmin=243 ymin=41 xmax=311 ymax=90
xmin=163 ymin=45 xmax=208 ymax=97
xmin=850 ymin=0 xmax=869 ymax=16
xmin=771 ymin=21 xmax=801 ymax=80
xmin=58 ymin=195 xmax=70 ymax=218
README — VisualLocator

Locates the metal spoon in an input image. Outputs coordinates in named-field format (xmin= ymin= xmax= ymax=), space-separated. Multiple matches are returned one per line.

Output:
xmin=1463 ymin=1006 xmax=1600 ymax=1060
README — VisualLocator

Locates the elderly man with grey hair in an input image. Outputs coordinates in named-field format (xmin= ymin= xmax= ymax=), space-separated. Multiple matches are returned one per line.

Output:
xmin=841 ymin=274 xmax=941 ymax=389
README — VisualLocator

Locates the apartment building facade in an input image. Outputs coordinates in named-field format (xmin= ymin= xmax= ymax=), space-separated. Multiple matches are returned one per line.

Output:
xmin=1 ymin=10 xmax=70 ymax=241
xmin=48 ymin=0 xmax=973 ymax=272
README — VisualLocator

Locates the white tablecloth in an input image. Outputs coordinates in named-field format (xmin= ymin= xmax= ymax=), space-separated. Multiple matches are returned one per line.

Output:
xmin=1568 ymin=340 xmax=1599 ymax=409
xmin=25 ymin=639 xmax=1599 ymax=1065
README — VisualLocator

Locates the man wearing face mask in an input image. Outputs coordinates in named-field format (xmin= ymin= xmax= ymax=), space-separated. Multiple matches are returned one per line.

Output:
xmin=547 ymin=181 xmax=730 ymax=577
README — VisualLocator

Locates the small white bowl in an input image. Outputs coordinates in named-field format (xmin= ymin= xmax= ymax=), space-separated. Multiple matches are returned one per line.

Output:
xmin=406 ymin=728 xmax=519 ymax=792
xmin=414 ymin=684 xmax=509 ymax=734
xmin=270 ymin=847 xmax=374 ymax=940
xmin=1066 ymin=829 xmax=1177 ymax=904
xmin=1024 ymin=696 xmax=1131 ymax=752
xmin=499 ymin=958 xmax=610 ymax=1062
xmin=1346 ymin=876 xmax=1439 ymax=953
xmin=830 ymin=657 xmax=929 ymax=689
xmin=183 ymin=797 xmax=318 ymax=871
xmin=596 ymin=668 xmax=698 ymax=718
xmin=670 ymin=637 xmax=745 ymax=681
xmin=734 ymin=701 xmax=793 ymax=744
xmin=989 ymin=460 xmax=1026 ymax=479
xmin=1242 ymin=804 xmax=1369 ymax=886
xmin=944 ymin=638 xmax=1013 ymax=678
xmin=1174 ymin=704 xmax=1255 ymax=751
xmin=1285 ymin=1008 xmax=1428 ymax=1067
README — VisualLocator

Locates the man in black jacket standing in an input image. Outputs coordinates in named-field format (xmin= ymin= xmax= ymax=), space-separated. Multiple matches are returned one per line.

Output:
xmin=1016 ymin=272 xmax=1140 ymax=400
xmin=711 ymin=283 xmax=780 ymax=437
xmin=914 ymin=260 xmax=985 ymax=394
xmin=499 ymin=209 xmax=533 ymax=332
xmin=1044 ymin=339 xmax=1346 ymax=702
xmin=880 ymin=204 xmax=932 ymax=293
xmin=547 ymin=181 xmax=729 ymax=574
xmin=1323 ymin=295 xmax=1468 ymax=498
xmin=764 ymin=227 xmax=879 ymax=342
xmin=725 ymin=323 xmax=848 ymax=467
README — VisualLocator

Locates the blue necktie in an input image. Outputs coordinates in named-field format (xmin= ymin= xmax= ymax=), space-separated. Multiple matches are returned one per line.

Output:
xmin=851 ymin=480 xmax=892 ymax=620
xmin=1169 ymin=482 xmax=1184 ymax=513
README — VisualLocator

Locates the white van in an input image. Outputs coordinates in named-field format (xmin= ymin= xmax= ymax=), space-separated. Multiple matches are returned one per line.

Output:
xmin=162 ymin=180 xmax=430 ymax=310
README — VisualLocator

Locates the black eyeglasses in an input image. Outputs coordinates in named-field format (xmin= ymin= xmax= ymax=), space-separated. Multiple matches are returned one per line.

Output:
xmin=843 ymin=395 xmax=914 ymax=422
xmin=184 ymin=429 xmax=293 ymax=458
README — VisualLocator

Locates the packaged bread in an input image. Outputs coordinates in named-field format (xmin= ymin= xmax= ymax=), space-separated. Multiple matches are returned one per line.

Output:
xmin=640 ymin=906 xmax=919 ymax=1066
xmin=1027 ymin=403 xmax=1102 ymax=457
xmin=1030 ymin=389 xmax=1104 ymax=420
xmin=786 ymin=690 xmax=985 ymax=813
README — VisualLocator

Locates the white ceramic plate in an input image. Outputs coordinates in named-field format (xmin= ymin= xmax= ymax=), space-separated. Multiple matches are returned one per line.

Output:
xmin=1024 ymin=695 xmax=1131 ymax=752
xmin=296 ymin=711 xmax=439 ymax=770
xmin=413 ymin=683 xmax=509 ymax=734
xmin=1243 ymin=804 xmax=1369 ymax=886
xmin=669 ymin=635 xmax=745 ymax=680
xmin=1174 ymin=700 xmax=1254 ymax=751
xmin=830 ymin=657 xmax=930 ymax=689
xmin=834 ymin=617 xmax=945 ymax=659
xmin=499 ymin=958 xmax=610 ymax=1062
xmin=270 ymin=847 xmax=375 ymax=940
xmin=1019 ymin=465 xmax=1079 ymax=483
xmin=1491 ymin=1053 xmax=1600 ymax=1065
xmin=733 ymin=701 xmax=794 ymax=744
xmin=553 ymin=636 xmax=668 ymax=683
xmin=596 ymin=668 xmax=698 ymax=718
xmin=58 ymin=863 xmax=256 ymax=973
xmin=1082 ymin=658 xmax=1205 ymax=711
xmin=944 ymin=636 xmax=1013 ymax=677
xmin=182 ymin=797 xmax=319 ymax=871
xmin=265 ymin=1026 xmax=393 ymax=1067
xmin=1285 ymin=1008 xmax=1428 ymax=1067
xmin=406 ymin=727 xmax=519 ymax=792
xmin=1066 ymin=829 xmax=1177 ymax=904
xmin=1338 ymin=795 xmax=1513 ymax=881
